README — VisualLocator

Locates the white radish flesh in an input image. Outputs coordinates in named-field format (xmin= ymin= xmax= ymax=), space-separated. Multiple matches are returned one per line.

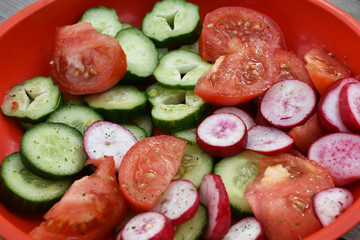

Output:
xmin=196 ymin=113 xmax=247 ymax=157
xmin=223 ymin=217 xmax=264 ymax=240
xmin=317 ymin=77 xmax=358 ymax=133
xmin=339 ymin=81 xmax=360 ymax=133
xmin=119 ymin=212 xmax=174 ymax=240
xmin=313 ymin=187 xmax=354 ymax=227
xmin=199 ymin=174 xmax=231 ymax=240
xmin=260 ymin=79 xmax=316 ymax=129
xmin=214 ymin=107 xmax=256 ymax=130
xmin=152 ymin=179 xmax=199 ymax=225
xmin=245 ymin=125 xmax=293 ymax=156
xmin=83 ymin=120 xmax=138 ymax=170
xmin=308 ymin=132 xmax=360 ymax=186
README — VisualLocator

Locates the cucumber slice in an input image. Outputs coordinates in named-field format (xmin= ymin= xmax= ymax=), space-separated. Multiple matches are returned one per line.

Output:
xmin=1 ymin=76 xmax=62 ymax=123
xmin=142 ymin=0 xmax=201 ymax=47
xmin=84 ymin=85 xmax=147 ymax=124
xmin=174 ymin=144 xmax=213 ymax=188
xmin=20 ymin=122 xmax=86 ymax=180
xmin=174 ymin=204 xmax=207 ymax=240
xmin=179 ymin=40 xmax=199 ymax=53
xmin=47 ymin=104 xmax=103 ymax=134
xmin=0 ymin=152 xmax=72 ymax=215
xmin=154 ymin=49 xmax=212 ymax=90
xmin=122 ymin=124 xmax=147 ymax=141
xmin=172 ymin=128 xmax=197 ymax=145
xmin=79 ymin=6 xmax=122 ymax=36
xmin=133 ymin=114 xmax=154 ymax=137
xmin=147 ymin=83 xmax=210 ymax=132
xmin=116 ymin=27 xmax=159 ymax=83
xmin=214 ymin=150 xmax=264 ymax=217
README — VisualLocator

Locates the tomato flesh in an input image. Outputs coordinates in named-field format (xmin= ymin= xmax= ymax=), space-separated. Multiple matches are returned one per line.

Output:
xmin=244 ymin=152 xmax=334 ymax=240
xmin=199 ymin=6 xmax=286 ymax=63
xmin=50 ymin=22 xmax=127 ymax=95
xmin=29 ymin=156 xmax=127 ymax=240
xmin=194 ymin=43 xmax=279 ymax=106
xmin=118 ymin=135 xmax=187 ymax=212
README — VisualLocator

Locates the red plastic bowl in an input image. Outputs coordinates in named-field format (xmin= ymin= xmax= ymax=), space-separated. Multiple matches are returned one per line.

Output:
xmin=0 ymin=0 xmax=359 ymax=239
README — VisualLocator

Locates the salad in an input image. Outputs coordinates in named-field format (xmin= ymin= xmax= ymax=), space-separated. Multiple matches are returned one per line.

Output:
xmin=0 ymin=0 xmax=360 ymax=240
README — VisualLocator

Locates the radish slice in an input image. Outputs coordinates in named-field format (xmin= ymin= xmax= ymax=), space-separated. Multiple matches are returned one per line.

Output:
xmin=313 ymin=187 xmax=354 ymax=227
xmin=223 ymin=217 xmax=264 ymax=240
xmin=119 ymin=211 xmax=174 ymax=240
xmin=317 ymin=77 xmax=358 ymax=133
xmin=83 ymin=120 xmax=138 ymax=170
xmin=196 ymin=113 xmax=247 ymax=157
xmin=308 ymin=132 xmax=360 ymax=186
xmin=214 ymin=107 xmax=256 ymax=130
xmin=260 ymin=79 xmax=316 ymax=130
xmin=245 ymin=125 xmax=293 ymax=156
xmin=339 ymin=81 xmax=360 ymax=133
xmin=199 ymin=174 xmax=231 ymax=240
xmin=152 ymin=179 xmax=199 ymax=225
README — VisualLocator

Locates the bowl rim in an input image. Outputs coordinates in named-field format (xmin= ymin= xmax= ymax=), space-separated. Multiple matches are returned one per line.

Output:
xmin=0 ymin=0 xmax=360 ymax=240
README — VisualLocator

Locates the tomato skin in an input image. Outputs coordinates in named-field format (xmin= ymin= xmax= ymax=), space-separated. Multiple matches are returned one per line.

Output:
xmin=199 ymin=6 xmax=286 ymax=63
xmin=118 ymin=135 xmax=187 ymax=212
xmin=50 ymin=22 xmax=127 ymax=95
xmin=303 ymin=47 xmax=351 ymax=95
xmin=194 ymin=44 xmax=279 ymax=106
xmin=29 ymin=156 xmax=127 ymax=240
xmin=244 ymin=152 xmax=334 ymax=240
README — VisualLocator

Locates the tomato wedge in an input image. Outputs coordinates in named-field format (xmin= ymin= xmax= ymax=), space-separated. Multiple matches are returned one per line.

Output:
xmin=194 ymin=43 xmax=279 ymax=106
xmin=244 ymin=151 xmax=334 ymax=240
xmin=303 ymin=47 xmax=351 ymax=95
xmin=50 ymin=22 xmax=127 ymax=95
xmin=199 ymin=6 xmax=286 ymax=63
xmin=30 ymin=156 xmax=127 ymax=240
xmin=118 ymin=135 xmax=187 ymax=212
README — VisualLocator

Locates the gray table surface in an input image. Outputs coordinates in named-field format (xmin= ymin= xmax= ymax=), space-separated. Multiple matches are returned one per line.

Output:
xmin=0 ymin=0 xmax=359 ymax=239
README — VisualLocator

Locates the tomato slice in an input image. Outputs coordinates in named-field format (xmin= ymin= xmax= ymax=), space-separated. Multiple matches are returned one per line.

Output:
xmin=50 ymin=22 xmax=127 ymax=95
xmin=29 ymin=156 xmax=127 ymax=240
xmin=118 ymin=135 xmax=187 ymax=212
xmin=194 ymin=43 xmax=279 ymax=106
xmin=303 ymin=47 xmax=351 ymax=95
xmin=199 ymin=6 xmax=286 ymax=63
xmin=244 ymin=151 xmax=334 ymax=240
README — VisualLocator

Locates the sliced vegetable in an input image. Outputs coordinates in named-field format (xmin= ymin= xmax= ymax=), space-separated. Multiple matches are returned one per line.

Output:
xmin=308 ymin=132 xmax=360 ymax=186
xmin=118 ymin=135 xmax=186 ymax=212
xmin=83 ymin=120 xmax=138 ymax=170
xmin=172 ymin=128 xmax=197 ymax=145
xmin=174 ymin=204 xmax=207 ymax=240
xmin=313 ymin=187 xmax=354 ymax=227
xmin=196 ymin=113 xmax=248 ymax=157
xmin=245 ymin=125 xmax=294 ymax=156
xmin=214 ymin=107 xmax=256 ymax=130
xmin=152 ymin=179 xmax=199 ymax=225
xmin=339 ymin=81 xmax=360 ymax=133
xmin=260 ymin=79 xmax=317 ymax=130
xmin=122 ymin=124 xmax=147 ymax=141
xmin=223 ymin=217 xmax=264 ymax=240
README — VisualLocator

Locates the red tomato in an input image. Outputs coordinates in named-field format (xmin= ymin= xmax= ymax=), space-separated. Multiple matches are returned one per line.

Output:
xmin=50 ymin=22 xmax=127 ymax=95
xmin=29 ymin=156 xmax=127 ymax=240
xmin=194 ymin=43 xmax=279 ymax=106
xmin=274 ymin=49 xmax=316 ymax=90
xmin=303 ymin=47 xmax=351 ymax=95
xmin=118 ymin=135 xmax=187 ymax=212
xmin=199 ymin=6 xmax=286 ymax=63
xmin=244 ymin=151 xmax=334 ymax=240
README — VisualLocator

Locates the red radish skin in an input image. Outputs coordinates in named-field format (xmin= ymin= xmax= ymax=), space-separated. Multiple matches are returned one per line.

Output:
xmin=152 ymin=179 xmax=199 ymax=226
xmin=223 ymin=217 xmax=264 ymax=240
xmin=260 ymin=79 xmax=317 ymax=130
xmin=245 ymin=125 xmax=294 ymax=156
xmin=317 ymin=77 xmax=358 ymax=133
xmin=118 ymin=212 xmax=174 ymax=240
xmin=308 ymin=132 xmax=360 ymax=186
xmin=313 ymin=187 xmax=354 ymax=227
xmin=83 ymin=120 xmax=138 ymax=170
xmin=214 ymin=107 xmax=256 ymax=130
xmin=339 ymin=81 xmax=360 ymax=133
xmin=199 ymin=174 xmax=231 ymax=240
xmin=196 ymin=113 xmax=247 ymax=157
